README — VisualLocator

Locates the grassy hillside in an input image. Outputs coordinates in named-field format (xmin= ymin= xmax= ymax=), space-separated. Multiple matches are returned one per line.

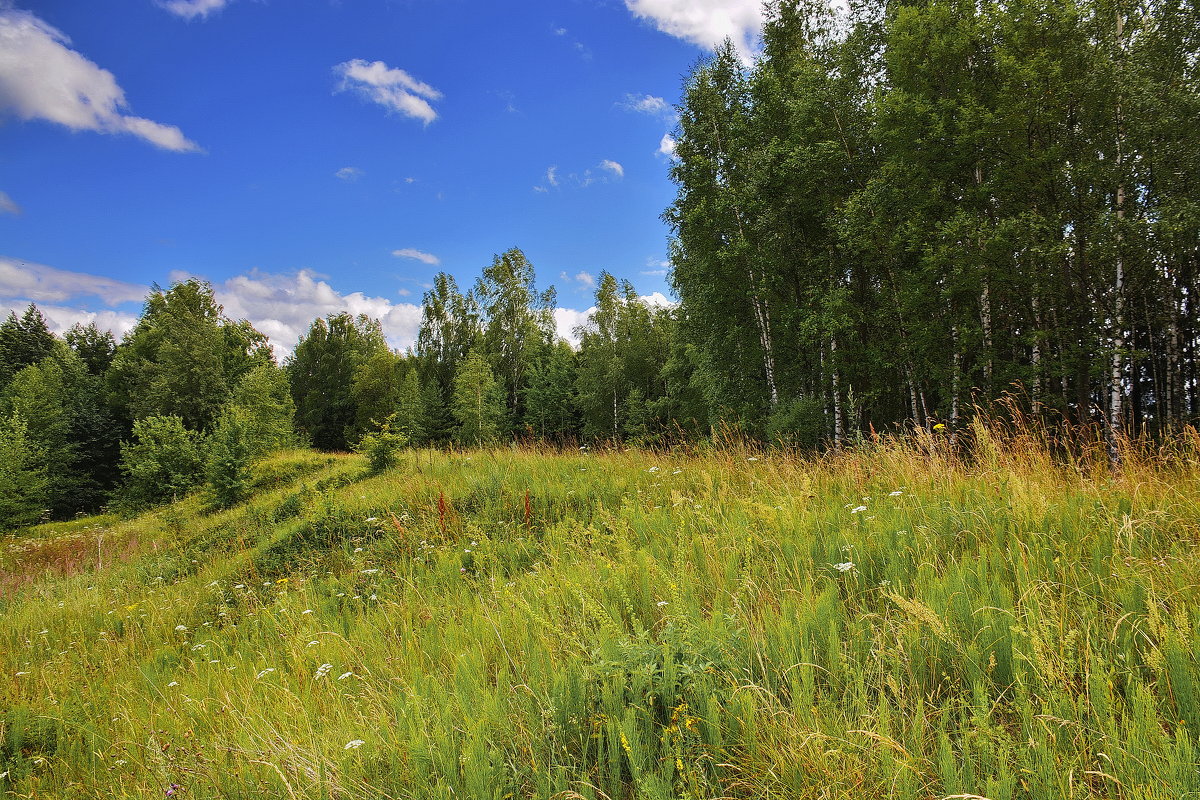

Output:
xmin=3 ymin=428 xmax=1200 ymax=799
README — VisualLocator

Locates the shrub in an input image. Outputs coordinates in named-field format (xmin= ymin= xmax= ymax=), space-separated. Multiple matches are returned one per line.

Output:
xmin=117 ymin=415 xmax=205 ymax=509
xmin=356 ymin=415 xmax=407 ymax=474
xmin=205 ymin=410 xmax=253 ymax=508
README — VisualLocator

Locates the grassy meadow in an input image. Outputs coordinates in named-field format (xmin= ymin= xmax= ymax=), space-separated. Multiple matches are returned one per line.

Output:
xmin=3 ymin=424 xmax=1200 ymax=799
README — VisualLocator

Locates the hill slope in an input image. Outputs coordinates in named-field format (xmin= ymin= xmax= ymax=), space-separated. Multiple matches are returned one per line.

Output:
xmin=3 ymin=434 xmax=1200 ymax=799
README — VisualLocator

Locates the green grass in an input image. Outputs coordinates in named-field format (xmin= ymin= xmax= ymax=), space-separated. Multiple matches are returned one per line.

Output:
xmin=3 ymin=430 xmax=1200 ymax=799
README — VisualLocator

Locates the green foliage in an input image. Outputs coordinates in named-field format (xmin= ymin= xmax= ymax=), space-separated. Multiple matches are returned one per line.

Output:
xmin=355 ymin=416 xmax=408 ymax=474
xmin=107 ymin=280 xmax=272 ymax=432
xmin=117 ymin=415 xmax=206 ymax=509
xmin=452 ymin=350 xmax=505 ymax=446
xmin=0 ymin=304 xmax=57 ymax=389
xmin=392 ymin=368 xmax=428 ymax=444
xmin=229 ymin=363 xmax=296 ymax=457
xmin=64 ymin=321 xmax=115 ymax=376
xmin=205 ymin=411 xmax=253 ymax=509
xmin=0 ymin=411 xmax=48 ymax=529
xmin=288 ymin=313 xmax=389 ymax=450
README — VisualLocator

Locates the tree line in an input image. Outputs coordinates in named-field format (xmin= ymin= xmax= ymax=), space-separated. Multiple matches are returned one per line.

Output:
xmin=668 ymin=0 xmax=1200 ymax=447
xmin=0 ymin=249 xmax=707 ymax=527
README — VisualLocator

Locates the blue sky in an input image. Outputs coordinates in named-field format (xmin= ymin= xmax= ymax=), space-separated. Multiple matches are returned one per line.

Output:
xmin=0 ymin=0 xmax=764 ymax=353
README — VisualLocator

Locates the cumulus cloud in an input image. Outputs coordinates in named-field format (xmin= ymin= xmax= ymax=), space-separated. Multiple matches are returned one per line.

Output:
xmin=0 ymin=190 xmax=18 ymax=215
xmin=554 ymin=307 xmax=591 ymax=348
xmin=557 ymin=291 xmax=678 ymax=347
xmin=599 ymin=159 xmax=624 ymax=179
xmin=334 ymin=59 xmax=442 ymax=125
xmin=0 ymin=256 xmax=147 ymax=306
xmin=0 ymin=302 xmax=140 ymax=340
xmin=624 ymin=0 xmax=764 ymax=59
xmin=392 ymin=248 xmax=440 ymax=266
xmin=620 ymin=93 xmax=675 ymax=119
xmin=658 ymin=133 xmax=677 ymax=159
xmin=335 ymin=166 xmax=363 ymax=181
xmin=0 ymin=8 xmax=201 ymax=151
xmin=157 ymin=0 xmax=232 ymax=20
xmin=546 ymin=166 xmax=559 ymax=187
xmin=194 ymin=269 xmax=425 ymax=357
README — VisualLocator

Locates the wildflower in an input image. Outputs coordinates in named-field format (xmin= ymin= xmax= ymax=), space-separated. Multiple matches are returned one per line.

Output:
xmin=365 ymin=517 xmax=378 ymax=523
xmin=889 ymin=491 xmax=903 ymax=497
xmin=746 ymin=456 xmax=758 ymax=462
xmin=165 ymin=783 xmax=181 ymax=796
xmin=315 ymin=663 xmax=333 ymax=679
xmin=832 ymin=562 xmax=855 ymax=572
xmin=360 ymin=569 xmax=379 ymax=575
xmin=851 ymin=505 xmax=867 ymax=514
xmin=344 ymin=739 xmax=365 ymax=750
xmin=15 ymin=671 xmax=30 ymax=676
xmin=174 ymin=625 xmax=188 ymax=632
xmin=256 ymin=668 xmax=275 ymax=679
xmin=353 ymin=547 xmax=364 ymax=553
xmin=276 ymin=578 xmax=289 ymax=585
xmin=657 ymin=601 xmax=669 ymax=607
xmin=307 ymin=641 xmax=320 ymax=647
xmin=302 ymin=609 xmax=314 ymax=615
xmin=933 ymin=423 xmax=946 ymax=431
xmin=168 ymin=681 xmax=179 ymax=687
xmin=337 ymin=671 xmax=354 ymax=681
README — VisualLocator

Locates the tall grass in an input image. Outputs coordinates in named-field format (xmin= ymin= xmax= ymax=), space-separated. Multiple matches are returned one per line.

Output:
xmin=3 ymin=426 xmax=1200 ymax=798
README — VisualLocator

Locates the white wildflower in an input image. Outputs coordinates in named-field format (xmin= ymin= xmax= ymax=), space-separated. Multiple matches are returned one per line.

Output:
xmin=832 ymin=562 xmax=856 ymax=573
xmin=889 ymin=490 xmax=903 ymax=497
xmin=314 ymin=663 xmax=333 ymax=679
xmin=175 ymin=625 xmax=188 ymax=632
xmin=657 ymin=601 xmax=669 ymax=607
xmin=344 ymin=739 xmax=365 ymax=750
xmin=302 ymin=609 xmax=314 ymax=615
xmin=360 ymin=569 xmax=379 ymax=575
xmin=337 ymin=671 xmax=354 ymax=681
xmin=851 ymin=505 xmax=868 ymax=514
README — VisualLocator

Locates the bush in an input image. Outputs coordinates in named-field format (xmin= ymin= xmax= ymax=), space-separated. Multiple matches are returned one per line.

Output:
xmin=117 ymin=415 xmax=205 ymax=509
xmin=205 ymin=411 xmax=253 ymax=508
xmin=356 ymin=416 xmax=407 ymax=474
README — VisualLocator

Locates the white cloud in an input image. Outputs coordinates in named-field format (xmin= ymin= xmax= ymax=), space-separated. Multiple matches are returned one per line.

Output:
xmin=620 ymin=93 xmax=674 ymax=118
xmin=334 ymin=59 xmax=442 ymax=125
xmin=658 ymin=133 xmax=677 ymax=158
xmin=0 ymin=303 xmax=139 ymax=340
xmin=335 ymin=166 xmax=363 ymax=181
xmin=0 ymin=190 xmax=18 ymax=215
xmin=574 ymin=271 xmax=597 ymax=289
xmin=532 ymin=185 xmax=548 ymax=194
xmin=625 ymin=0 xmax=764 ymax=59
xmin=157 ymin=0 xmax=232 ymax=20
xmin=0 ymin=256 xmax=147 ymax=305
xmin=202 ymin=269 xmax=424 ymax=357
xmin=553 ymin=307 xmax=591 ymax=348
xmin=392 ymin=248 xmax=440 ymax=266
xmin=546 ymin=166 xmax=559 ymax=187
xmin=0 ymin=9 xmax=201 ymax=151
xmin=599 ymin=159 xmax=624 ymax=179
